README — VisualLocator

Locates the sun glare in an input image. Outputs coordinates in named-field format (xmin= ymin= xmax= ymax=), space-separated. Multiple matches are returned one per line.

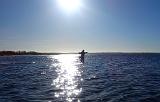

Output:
xmin=51 ymin=54 xmax=82 ymax=102
xmin=57 ymin=0 xmax=82 ymax=12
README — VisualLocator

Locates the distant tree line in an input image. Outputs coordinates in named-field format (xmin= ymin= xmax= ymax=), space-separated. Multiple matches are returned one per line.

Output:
xmin=0 ymin=51 xmax=39 ymax=56
xmin=0 ymin=51 xmax=70 ymax=56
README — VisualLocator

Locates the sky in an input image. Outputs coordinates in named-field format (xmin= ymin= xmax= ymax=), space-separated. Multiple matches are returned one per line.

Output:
xmin=0 ymin=0 xmax=160 ymax=53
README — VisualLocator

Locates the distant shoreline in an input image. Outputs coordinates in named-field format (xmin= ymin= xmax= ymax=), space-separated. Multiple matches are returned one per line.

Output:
xmin=0 ymin=51 xmax=78 ymax=56
xmin=0 ymin=51 xmax=160 ymax=56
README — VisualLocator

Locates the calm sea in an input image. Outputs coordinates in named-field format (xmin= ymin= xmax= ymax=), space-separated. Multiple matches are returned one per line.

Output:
xmin=0 ymin=53 xmax=160 ymax=102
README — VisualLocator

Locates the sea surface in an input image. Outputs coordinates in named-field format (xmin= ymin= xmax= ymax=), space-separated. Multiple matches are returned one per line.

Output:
xmin=0 ymin=53 xmax=160 ymax=102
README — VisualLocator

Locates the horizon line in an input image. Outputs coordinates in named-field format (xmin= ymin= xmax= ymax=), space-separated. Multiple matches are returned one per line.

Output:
xmin=0 ymin=50 xmax=160 ymax=54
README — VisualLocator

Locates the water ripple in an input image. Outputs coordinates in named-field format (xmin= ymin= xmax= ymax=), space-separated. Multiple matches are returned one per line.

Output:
xmin=0 ymin=53 xmax=160 ymax=102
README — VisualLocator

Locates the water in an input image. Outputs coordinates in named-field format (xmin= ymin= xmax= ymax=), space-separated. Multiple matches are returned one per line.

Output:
xmin=0 ymin=53 xmax=160 ymax=102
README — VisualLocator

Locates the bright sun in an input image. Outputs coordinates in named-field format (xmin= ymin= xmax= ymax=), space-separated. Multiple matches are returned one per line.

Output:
xmin=57 ymin=0 xmax=82 ymax=12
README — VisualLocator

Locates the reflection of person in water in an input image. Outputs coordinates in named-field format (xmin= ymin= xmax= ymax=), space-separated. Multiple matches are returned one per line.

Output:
xmin=79 ymin=50 xmax=87 ymax=63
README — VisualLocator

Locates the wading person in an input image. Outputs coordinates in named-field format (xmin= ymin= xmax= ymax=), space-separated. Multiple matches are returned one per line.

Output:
xmin=79 ymin=50 xmax=87 ymax=63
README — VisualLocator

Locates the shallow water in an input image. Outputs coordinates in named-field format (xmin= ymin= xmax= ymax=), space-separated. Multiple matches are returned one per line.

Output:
xmin=0 ymin=53 xmax=160 ymax=102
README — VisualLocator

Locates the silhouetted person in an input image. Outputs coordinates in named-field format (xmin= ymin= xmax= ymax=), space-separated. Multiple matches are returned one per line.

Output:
xmin=79 ymin=50 xmax=87 ymax=63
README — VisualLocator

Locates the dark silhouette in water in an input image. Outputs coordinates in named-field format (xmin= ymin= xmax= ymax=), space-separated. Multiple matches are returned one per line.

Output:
xmin=79 ymin=50 xmax=87 ymax=63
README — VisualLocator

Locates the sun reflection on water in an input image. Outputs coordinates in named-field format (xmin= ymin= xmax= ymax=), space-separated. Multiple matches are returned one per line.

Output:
xmin=51 ymin=54 xmax=82 ymax=102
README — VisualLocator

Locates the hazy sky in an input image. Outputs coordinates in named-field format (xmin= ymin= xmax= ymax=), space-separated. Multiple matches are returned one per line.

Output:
xmin=0 ymin=0 xmax=160 ymax=52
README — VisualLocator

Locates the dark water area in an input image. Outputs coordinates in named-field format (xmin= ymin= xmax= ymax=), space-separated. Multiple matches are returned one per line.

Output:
xmin=0 ymin=53 xmax=160 ymax=102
